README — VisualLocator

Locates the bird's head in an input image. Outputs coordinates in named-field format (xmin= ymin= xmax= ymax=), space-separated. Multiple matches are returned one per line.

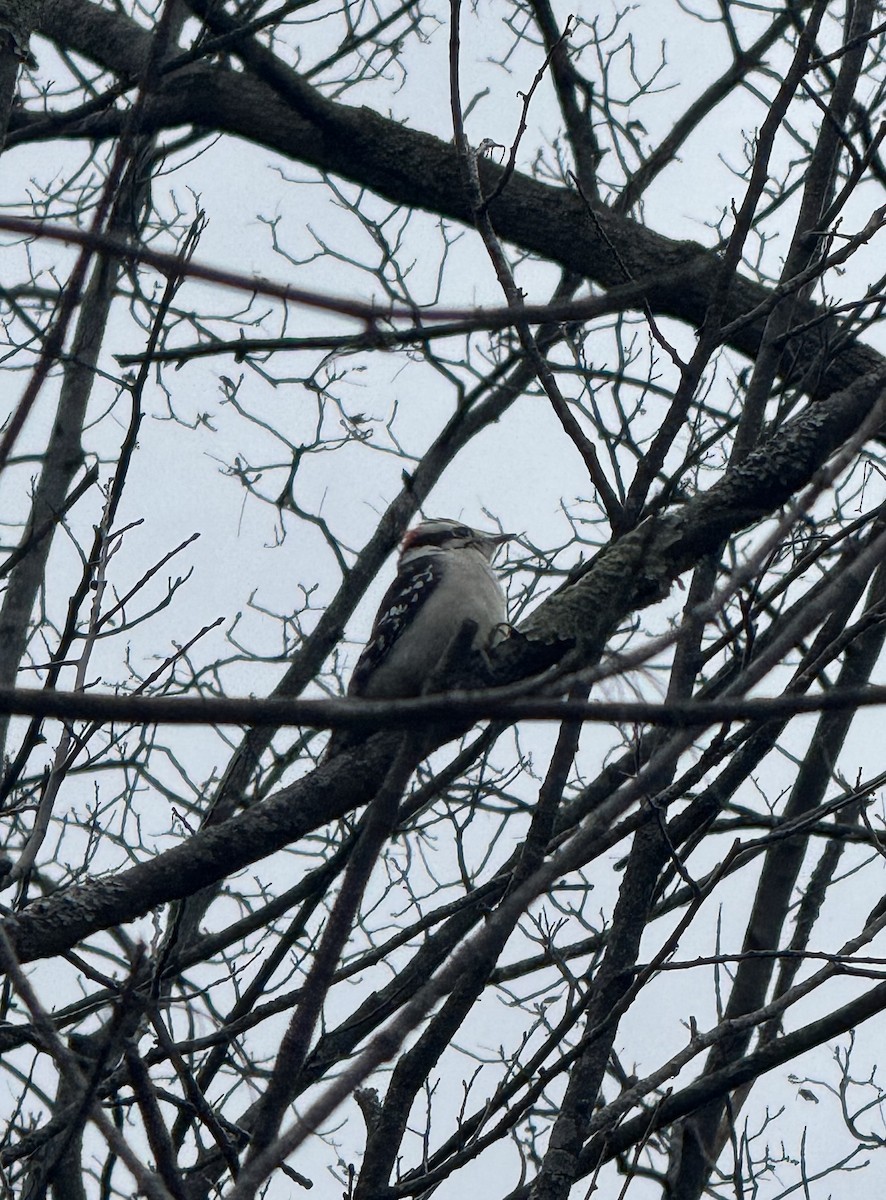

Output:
xmin=400 ymin=518 xmax=512 ymax=563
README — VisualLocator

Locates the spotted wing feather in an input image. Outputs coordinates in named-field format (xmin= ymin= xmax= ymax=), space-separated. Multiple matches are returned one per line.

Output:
xmin=348 ymin=556 xmax=442 ymax=697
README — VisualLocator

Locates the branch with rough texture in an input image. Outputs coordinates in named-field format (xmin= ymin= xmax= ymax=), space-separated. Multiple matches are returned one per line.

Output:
xmin=2 ymin=358 xmax=885 ymax=964
xmin=23 ymin=0 xmax=886 ymax=406
xmin=2 ymin=734 xmax=398 ymax=963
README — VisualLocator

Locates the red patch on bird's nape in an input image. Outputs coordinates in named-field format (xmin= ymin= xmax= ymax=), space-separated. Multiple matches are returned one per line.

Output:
xmin=401 ymin=521 xmax=460 ymax=553
xmin=400 ymin=526 xmax=423 ymax=552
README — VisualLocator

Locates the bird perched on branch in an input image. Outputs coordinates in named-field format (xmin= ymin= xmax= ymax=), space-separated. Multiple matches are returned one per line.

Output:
xmin=326 ymin=518 xmax=511 ymax=756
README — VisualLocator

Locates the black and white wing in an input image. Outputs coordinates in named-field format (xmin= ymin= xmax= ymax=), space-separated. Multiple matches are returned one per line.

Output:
xmin=348 ymin=555 xmax=442 ymax=697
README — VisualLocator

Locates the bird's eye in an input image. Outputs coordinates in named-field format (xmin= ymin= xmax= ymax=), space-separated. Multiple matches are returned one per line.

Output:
xmin=453 ymin=525 xmax=472 ymax=538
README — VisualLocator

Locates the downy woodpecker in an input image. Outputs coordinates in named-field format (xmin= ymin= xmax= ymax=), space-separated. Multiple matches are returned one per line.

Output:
xmin=326 ymin=518 xmax=510 ymax=755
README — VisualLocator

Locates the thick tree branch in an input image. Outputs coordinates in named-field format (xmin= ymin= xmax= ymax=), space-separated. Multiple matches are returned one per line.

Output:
xmin=22 ymin=0 xmax=886 ymax=407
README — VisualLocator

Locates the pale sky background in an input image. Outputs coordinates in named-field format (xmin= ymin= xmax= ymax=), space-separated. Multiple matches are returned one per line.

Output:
xmin=4 ymin=1 xmax=886 ymax=1195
